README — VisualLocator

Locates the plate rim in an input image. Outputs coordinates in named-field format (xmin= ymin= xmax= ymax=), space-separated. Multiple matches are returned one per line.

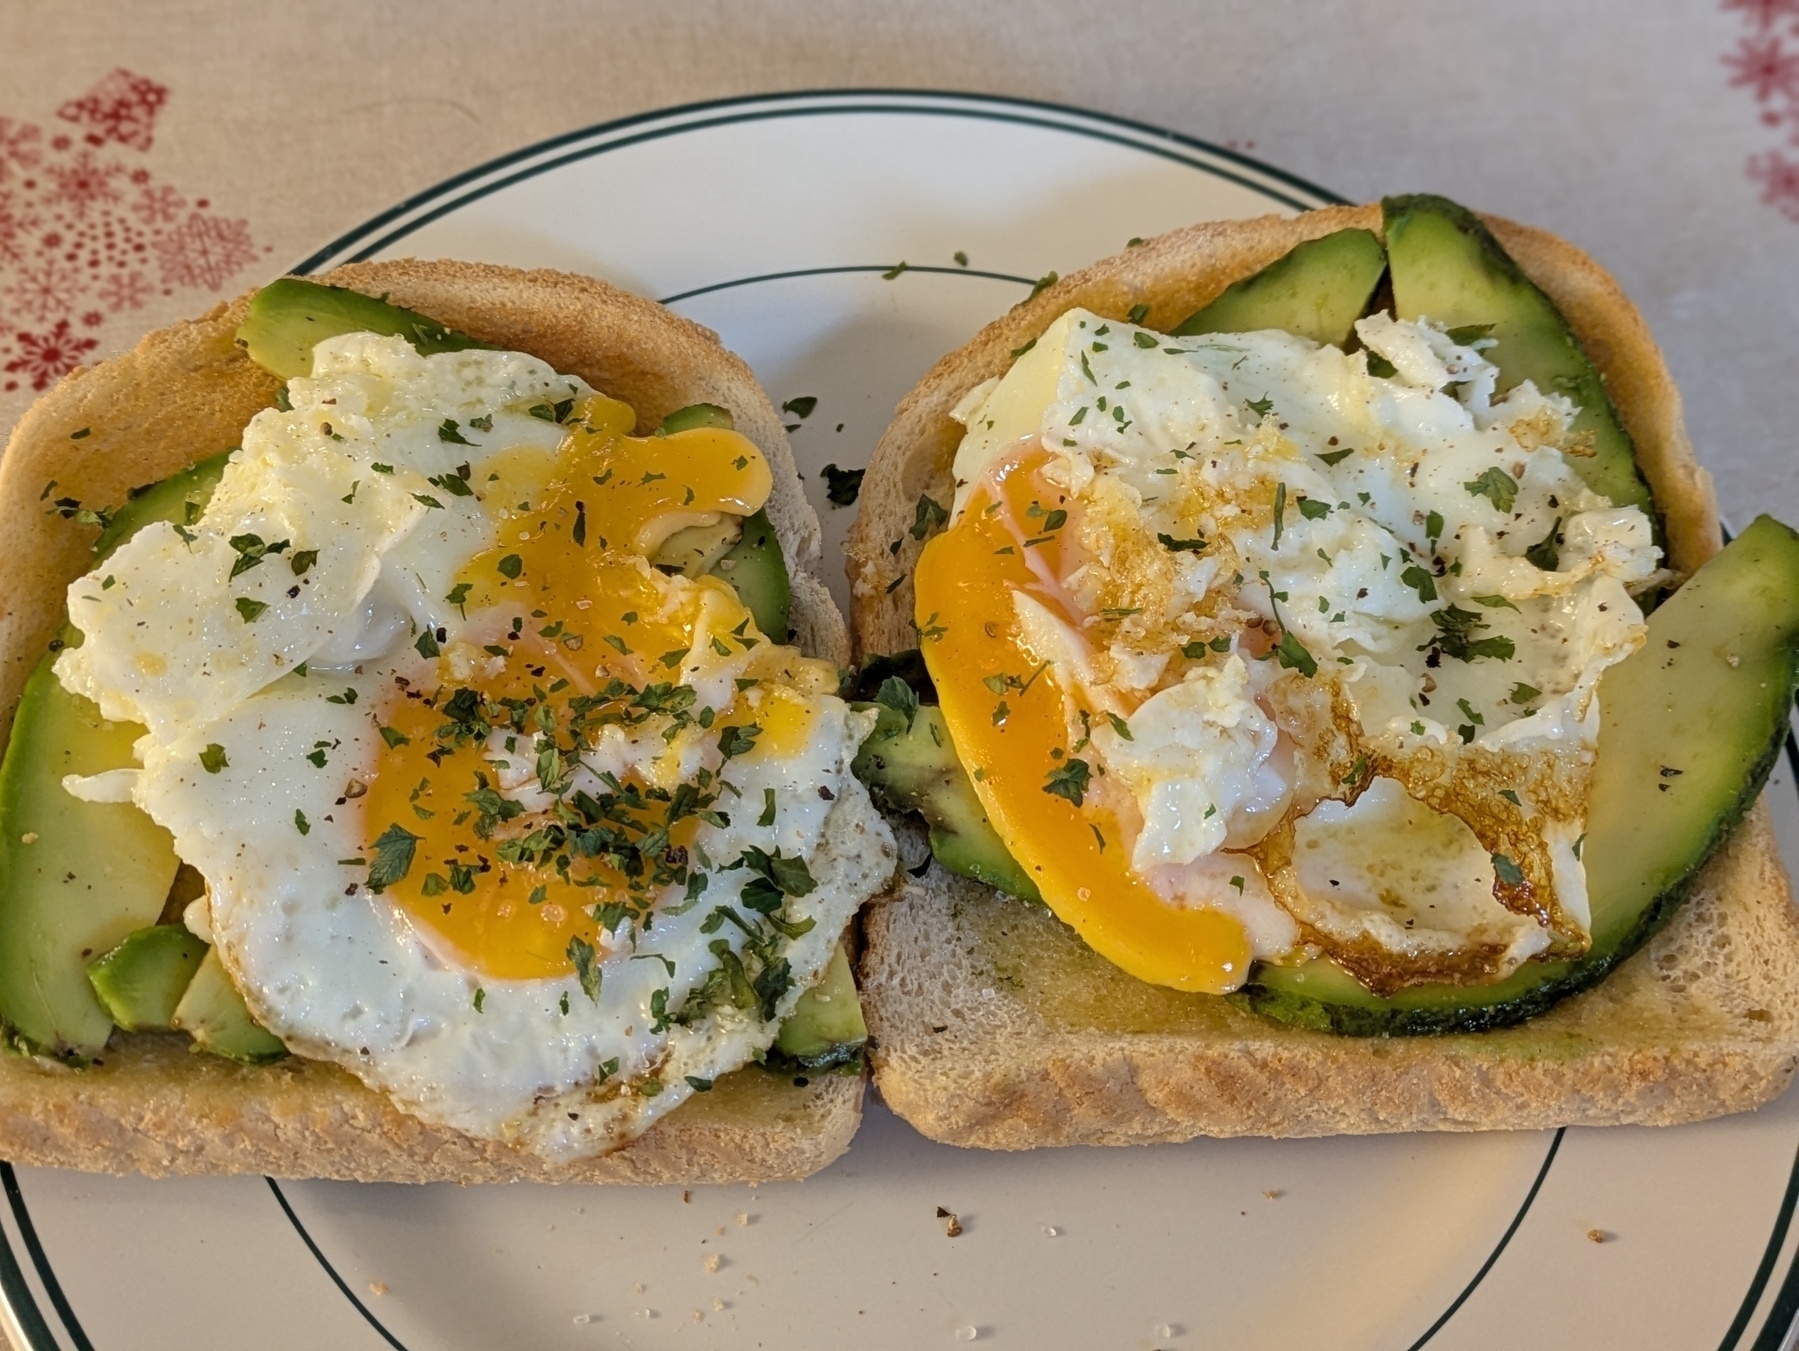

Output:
xmin=291 ymin=86 xmax=1346 ymax=276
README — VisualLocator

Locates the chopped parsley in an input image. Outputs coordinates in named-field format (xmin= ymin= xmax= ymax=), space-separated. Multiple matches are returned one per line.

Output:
xmin=227 ymin=533 xmax=290 ymax=579
xmin=568 ymin=935 xmax=602 ymax=1002
xmin=874 ymin=676 xmax=920 ymax=728
xmin=1464 ymin=467 xmax=1519 ymax=514
xmin=1429 ymin=605 xmax=1516 ymax=662
xmin=1400 ymin=564 xmax=1438 ymax=603
xmin=199 ymin=743 xmax=229 ymax=774
xmin=1525 ymin=517 xmax=1563 ymax=571
xmin=1274 ymin=627 xmax=1318 ymax=678
xmin=366 ymin=823 xmax=421 ymax=890
xmin=910 ymin=494 xmax=949 ymax=540
xmin=822 ymin=463 xmax=865 ymax=506
xmin=1157 ymin=532 xmax=1207 ymax=553
xmin=1043 ymin=758 xmax=1091 ymax=807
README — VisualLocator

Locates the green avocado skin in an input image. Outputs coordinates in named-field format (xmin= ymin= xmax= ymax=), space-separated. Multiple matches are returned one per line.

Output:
xmin=236 ymin=277 xmax=494 ymax=381
xmin=1238 ymin=515 xmax=1799 ymax=1036
xmin=1382 ymin=193 xmax=1654 ymax=518
xmin=1174 ymin=227 xmax=1386 ymax=348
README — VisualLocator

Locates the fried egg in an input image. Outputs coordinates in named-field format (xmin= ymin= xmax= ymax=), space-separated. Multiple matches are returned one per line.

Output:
xmin=916 ymin=307 xmax=1659 ymax=995
xmin=56 ymin=333 xmax=895 ymax=1159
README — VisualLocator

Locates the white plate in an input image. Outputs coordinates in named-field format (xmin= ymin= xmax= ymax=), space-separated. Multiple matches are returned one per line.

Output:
xmin=4 ymin=90 xmax=1797 ymax=1351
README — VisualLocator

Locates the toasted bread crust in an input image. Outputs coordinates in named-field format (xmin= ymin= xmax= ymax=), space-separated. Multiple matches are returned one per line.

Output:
xmin=849 ymin=206 xmax=1797 ymax=1145
xmin=0 ymin=261 xmax=857 ymax=1183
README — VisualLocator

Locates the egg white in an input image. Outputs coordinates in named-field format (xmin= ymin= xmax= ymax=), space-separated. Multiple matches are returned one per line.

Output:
xmin=58 ymin=334 xmax=895 ymax=1159
xmin=947 ymin=307 xmax=1660 ymax=983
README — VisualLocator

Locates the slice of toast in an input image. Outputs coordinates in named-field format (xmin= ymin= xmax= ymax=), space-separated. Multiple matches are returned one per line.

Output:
xmin=848 ymin=205 xmax=1799 ymax=1146
xmin=0 ymin=260 xmax=860 ymax=1183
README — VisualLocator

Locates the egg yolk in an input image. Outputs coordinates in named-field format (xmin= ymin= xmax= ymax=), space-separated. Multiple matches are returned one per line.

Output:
xmin=913 ymin=445 xmax=1252 ymax=993
xmin=363 ymin=395 xmax=778 ymax=981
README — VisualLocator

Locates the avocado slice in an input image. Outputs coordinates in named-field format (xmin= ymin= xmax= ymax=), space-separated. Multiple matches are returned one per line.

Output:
xmin=654 ymin=517 xmax=744 ymax=578
xmin=0 ymin=664 xmax=182 ymax=1058
xmin=1173 ymin=228 xmax=1387 ymax=348
xmin=853 ymin=700 xmax=1042 ymax=903
xmin=649 ymin=405 xmax=794 ymax=639
xmin=236 ymin=277 xmax=494 ymax=381
xmin=86 ymin=924 xmax=208 ymax=1032
xmin=657 ymin=402 xmax=735 ymax=435
xmin=1235 ymin=515 xmax=1799 ymax=1035
xmin=0 ymin=452 xmax=231 ymax=1059
xmin=1381 ymin=194 xmax=1653 ymax=517
xmin=170 ymin=948 xmax=286 ymax=1063
xmin=711 ymin=509 xmax=791 ymax=641
xmin=773 ymin=941 xmax=867 ymax=1069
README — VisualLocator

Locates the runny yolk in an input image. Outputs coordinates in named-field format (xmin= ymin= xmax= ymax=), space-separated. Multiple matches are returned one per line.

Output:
xmin=363 ymin=394 xmax=776 ymax=981
xmin=913 ymin=444 xmax=1252 ymax=993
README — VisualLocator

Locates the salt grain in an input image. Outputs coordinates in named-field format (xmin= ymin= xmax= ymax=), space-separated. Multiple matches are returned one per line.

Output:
xmin=367 ymin=1282 xmax=388 ymax=1297
xmin=571 ymin=1314 xmax=593 ymax=1326
xmin=1040 ymin=1225 xmax=1059 ymax=1237
xmin=955 ymin=1325 xmax=980 ymax=1342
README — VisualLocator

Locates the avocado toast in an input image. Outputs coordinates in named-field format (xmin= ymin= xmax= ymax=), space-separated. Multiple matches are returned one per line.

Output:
xmin=846 ymin=200 xmax=1799 ymax=1147
xmin=0 ymin=261 xmax=884 ymax=1183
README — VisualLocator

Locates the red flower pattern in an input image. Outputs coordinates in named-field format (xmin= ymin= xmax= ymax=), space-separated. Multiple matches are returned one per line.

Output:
xmin=0 ymin=118 xmax=41 ymax=184
xmin=1749 ymin=149 xmax=1799 ymax=218
xmin=130 ymin=184 xmax=184 ymax=226
xmin=1723 ymin=0 xmax=1799 ymax=219
xmin=4 ymin=320 xmax=98 ymax=392
xmin=0 ymin=190 xmax=38 ymax=266
xmin=56 ymin=70 xmax=168 ymax=153
xmin=0 ymin=70 xmax=267 ymax=396
xmin=154 ymin=211 xmax=258 ymax=291
xmin=45 ymin=149 xmax=123 ymax=217
xmin=1724 ymin=33 xmax=1799 ymax=102
xmin=4 ymin=259 xmax=82 ymax=325
xmin=95 ymin=268 xmax=151 ymax=312
xmin=1724 ymin=0 xmax=1799 ymax=27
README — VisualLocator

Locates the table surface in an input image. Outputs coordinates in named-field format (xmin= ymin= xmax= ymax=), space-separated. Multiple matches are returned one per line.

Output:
xmin=0 ymin=3 xmax=1796 ymax=1347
